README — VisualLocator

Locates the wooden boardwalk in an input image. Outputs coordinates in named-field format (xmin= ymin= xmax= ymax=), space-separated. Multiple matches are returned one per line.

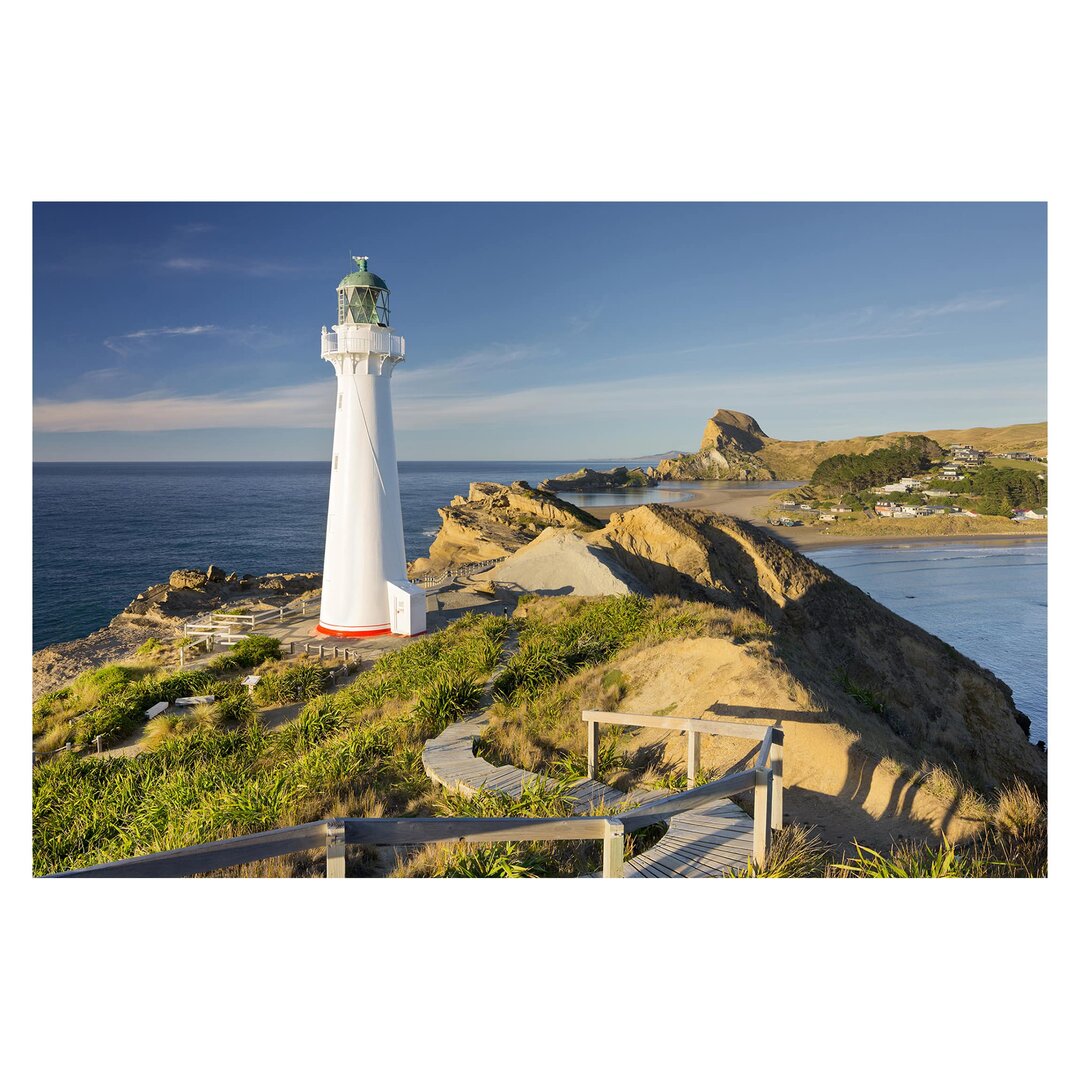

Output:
xmin=422 ymin=714 xmax=756 ymax=878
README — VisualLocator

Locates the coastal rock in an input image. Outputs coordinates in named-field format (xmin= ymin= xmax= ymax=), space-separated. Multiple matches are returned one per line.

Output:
xmin=539 ymin=465 xmax=658 ymax=493
xmin=654 ymin=409 xmax=777 ymax=481
xmin=33 ymin=569 xmax=323 ymax=697
xmin=409 ymin=482 xmax=602 ymax=575
xmin=206 ymin=564 xmax=227 ymax=583
xmin=169 ymin=568 xmax=208 ymax=590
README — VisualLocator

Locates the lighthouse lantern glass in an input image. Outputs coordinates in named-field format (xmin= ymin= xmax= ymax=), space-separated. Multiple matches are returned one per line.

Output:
xmin=338 ymin=286 xmax=390 ymax=327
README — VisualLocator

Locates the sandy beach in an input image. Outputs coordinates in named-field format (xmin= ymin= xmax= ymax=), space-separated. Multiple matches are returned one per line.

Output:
xmin=584 ymin=481 xmax=1048 ymax=552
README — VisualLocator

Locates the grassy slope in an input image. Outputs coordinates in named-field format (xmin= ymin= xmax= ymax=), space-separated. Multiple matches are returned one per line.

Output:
xmin=754 ymin=421 xmax=1047 ymax=479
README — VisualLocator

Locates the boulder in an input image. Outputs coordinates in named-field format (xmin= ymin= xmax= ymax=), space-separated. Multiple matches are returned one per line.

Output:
xmin=206 ymin=564 xmax=227 ymax=583
xmin=169 ymin=569 xmax=207 ymax=590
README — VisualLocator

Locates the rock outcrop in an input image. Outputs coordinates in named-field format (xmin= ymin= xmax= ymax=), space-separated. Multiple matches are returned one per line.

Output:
xmin=33 ymin=567 xmax=322 ymax=697
xmin=409 ymin=481 xmax=602 ymax=575
xmin=539 ymin=465 xmax=657 ymax=493
xmin=653 ymin=409 xmax=777 ymax=480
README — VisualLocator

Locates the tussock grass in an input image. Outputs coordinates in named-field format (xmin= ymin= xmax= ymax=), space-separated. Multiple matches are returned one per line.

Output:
xmin=143 ymin=704 xmax=222 ymax=750
xmin=394 ymin=779 xmax=598 ymax=878
xmin=746 ymin=783 xmax=1048 ymax=879
xmin=251 ymin=659 xmax=329 ymax=705
xmin=917 ymin=762 xmax=992 ymax=820
xmin=733 ymin=823 xmax=831 ymax=878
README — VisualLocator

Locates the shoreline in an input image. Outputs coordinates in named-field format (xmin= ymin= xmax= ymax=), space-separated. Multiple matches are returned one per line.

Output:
xmin=583 ymin=482 xmax=1047 ymax=552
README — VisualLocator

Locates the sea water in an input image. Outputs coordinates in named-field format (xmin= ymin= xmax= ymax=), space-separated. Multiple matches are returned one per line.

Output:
xmin=32 ymin=460 xmax=678 ymax=651
xmin=808 ymin=542 xmax=1047 ymax=744
xmin=33 ymin=463 xmax=1046 ymax=743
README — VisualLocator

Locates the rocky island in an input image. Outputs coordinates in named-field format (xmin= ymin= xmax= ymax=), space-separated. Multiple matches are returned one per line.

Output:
xmin=538 ymin=465 xmax=657 ymax=493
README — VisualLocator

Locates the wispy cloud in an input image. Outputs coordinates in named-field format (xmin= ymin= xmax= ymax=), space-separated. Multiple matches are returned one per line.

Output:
xmin=160 ymin=256 xmax=302 ymax=276
xmin=904 ymin=295 xmax=1010 ymax=319
xmin=34 ymin=354 xmax=1044 ymax=438
xmin=34 ymin=382 xmax=333 ymax=433
xmin=103 ymin=324 xmax=220 ymax=355
xmin=728 ymin=292 xmax=1014 ymax=348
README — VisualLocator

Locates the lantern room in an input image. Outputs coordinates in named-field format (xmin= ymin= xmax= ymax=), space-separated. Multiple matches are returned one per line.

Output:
xmin=336 ymin=255 xmax=390 ymax=327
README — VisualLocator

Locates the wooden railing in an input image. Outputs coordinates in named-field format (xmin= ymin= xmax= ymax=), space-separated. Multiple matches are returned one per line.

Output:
xmin=47 ymin=816 xmax=626 ymax=879
xmin=583 ymin=710 xmax=784 ymax=860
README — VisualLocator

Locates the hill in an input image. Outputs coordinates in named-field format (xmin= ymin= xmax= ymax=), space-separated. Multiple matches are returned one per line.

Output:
xmin=654 ymin=410 xmax=1047 ymax=480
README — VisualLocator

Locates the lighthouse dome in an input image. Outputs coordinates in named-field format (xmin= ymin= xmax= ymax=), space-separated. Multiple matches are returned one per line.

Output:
xmin=337 ymin=268 xmax=389 ymax=292
xmin=336 ymin=256 xmax=390 ymax=327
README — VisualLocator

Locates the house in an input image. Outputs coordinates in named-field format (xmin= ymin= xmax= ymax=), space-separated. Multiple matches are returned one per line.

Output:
xmin=874 ymin=502 xmax=897 ymax=516
xmin=940 ymin=466 xmax=963 ymax=479
xmin=1012 ymin=508 xmax=1047 ymax=520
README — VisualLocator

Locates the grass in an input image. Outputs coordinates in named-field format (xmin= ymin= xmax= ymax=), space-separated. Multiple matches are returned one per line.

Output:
xmin=836 ymin=670 xmax=888 ymax=716
xmin=33 ymin=664 xmax=218 ymax=749
xmin=916 ymin=762 xmax=992 ymax=820
xmin=481 ymin=594 xmax=777 ymax=790
xmin=392 ymin=779 xmax=588 ymax=878
xmin=33 ymin=613 xmax=511 ymax=876
xmin=730 ymin=782 xmax=1047 ymax=878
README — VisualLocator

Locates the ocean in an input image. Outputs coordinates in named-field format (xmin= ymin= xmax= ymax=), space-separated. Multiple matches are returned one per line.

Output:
xmin=32 ymin=462 xmax=1047 ymax=743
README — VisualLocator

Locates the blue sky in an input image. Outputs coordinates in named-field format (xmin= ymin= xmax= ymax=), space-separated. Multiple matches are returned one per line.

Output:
xmin=32 ymin=202 xmax=1046 ymax=461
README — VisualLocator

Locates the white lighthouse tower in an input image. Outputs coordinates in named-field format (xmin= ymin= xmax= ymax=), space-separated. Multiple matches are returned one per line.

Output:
xmin=316 ymin=257 xmax=426 ymax=638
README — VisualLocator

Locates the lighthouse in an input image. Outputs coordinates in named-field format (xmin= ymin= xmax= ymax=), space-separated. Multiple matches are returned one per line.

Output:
xmin=316 ymin=256 xmax=426 ymax=638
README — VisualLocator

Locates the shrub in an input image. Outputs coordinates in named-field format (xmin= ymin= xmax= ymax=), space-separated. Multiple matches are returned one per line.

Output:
xmin=208 ymin=634 xmax=281 ymax=673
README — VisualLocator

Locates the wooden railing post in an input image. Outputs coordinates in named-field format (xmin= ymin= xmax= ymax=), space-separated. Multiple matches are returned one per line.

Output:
xmin=586 ymin=718 xmax=600 ymax=780
xmin=326 ymin=820 xmax=346 ymax=878
xmin=753 ymin=767 xmax=773 ymax=866
xmin=602 ymin=818 xmax=624 ymax=878
xmin=687 ymin=730 xmax=701 ymax=788
xmin=770 ymin=729 xmax=784 ymax=830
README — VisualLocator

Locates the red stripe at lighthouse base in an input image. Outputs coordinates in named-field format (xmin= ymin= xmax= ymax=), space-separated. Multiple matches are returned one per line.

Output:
xmin=315 ymin=624 xmax=392 ymax=638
